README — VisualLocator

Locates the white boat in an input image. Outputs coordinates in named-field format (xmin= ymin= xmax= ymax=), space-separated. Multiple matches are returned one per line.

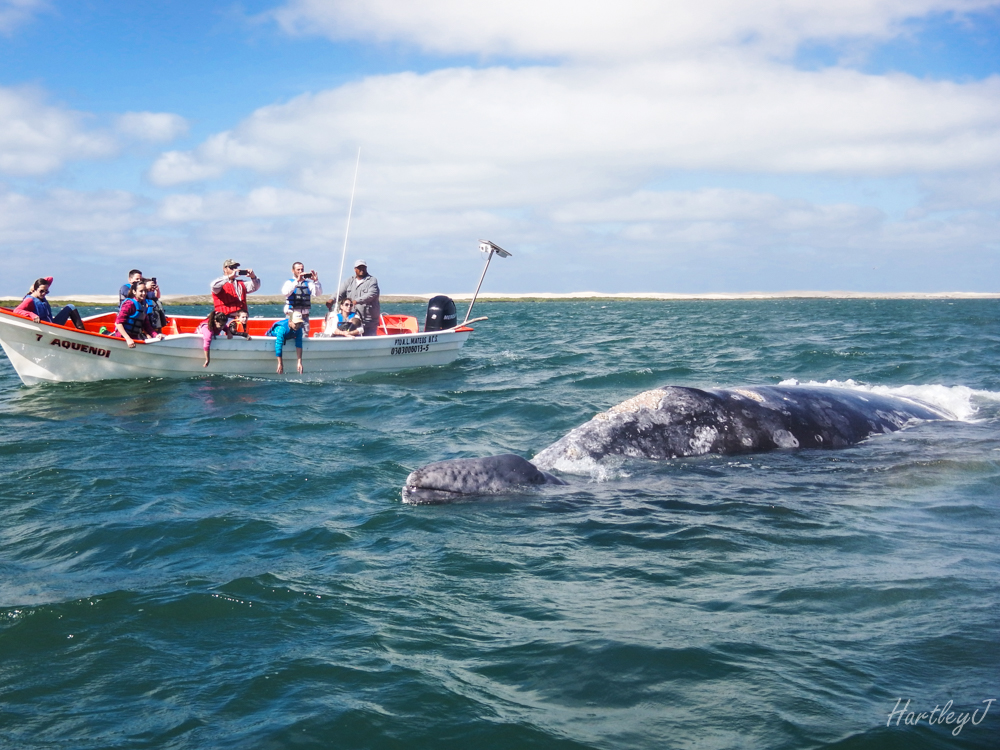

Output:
xmin=0 ymin=240 xmax=511 ymax=385
xmin=0 ymin=309 xmax=473 ymax=385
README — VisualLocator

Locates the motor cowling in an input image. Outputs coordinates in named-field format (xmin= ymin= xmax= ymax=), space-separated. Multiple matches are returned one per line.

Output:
xmin=425 ymin=295 xmax=458 ymax=332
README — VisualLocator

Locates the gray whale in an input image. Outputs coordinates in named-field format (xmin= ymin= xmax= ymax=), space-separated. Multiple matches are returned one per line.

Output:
xmin=402 ymin=385 xmax=953 ymax=504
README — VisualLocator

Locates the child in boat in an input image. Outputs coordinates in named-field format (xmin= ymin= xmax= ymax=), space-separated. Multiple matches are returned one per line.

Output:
xmin=322 ymin=298 xmax=363 ymax=337
xmin=13 ymin=277 xmax=85 ymax=330
xmin=113 ymin=282 xmax=161 ymax=348
xmin=227 ymin=310 xmax=252 ymax=339
xmin=266 ymin=311 xmax=305 ymax=374
xmin=196 ymin=311 xmax=230 ymax=367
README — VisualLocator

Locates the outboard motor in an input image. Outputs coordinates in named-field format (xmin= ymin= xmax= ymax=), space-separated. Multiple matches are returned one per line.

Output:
xmin=425 ymin=295 xmax=458 ymax=332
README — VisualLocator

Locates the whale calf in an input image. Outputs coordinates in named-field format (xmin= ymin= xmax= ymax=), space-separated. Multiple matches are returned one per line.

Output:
xmin=402 ymin=385 xmax=953 ymax=503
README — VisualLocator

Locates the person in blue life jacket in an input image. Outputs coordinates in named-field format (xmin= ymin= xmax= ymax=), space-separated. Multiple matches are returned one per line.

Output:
xmin=322 ymin=297 xmax=363 ymax=337
xmin=113 ymin=282 xmax=160 ymax=348
xmin=266 ymin=310 xmax=306 ymax=374
xmin=280 ymin=261 xmax=322 ymax=332
xmin=12 ymin=277 xmax=85 ymax=330
xmin=119 ymin=269 xmax=142 ymax=304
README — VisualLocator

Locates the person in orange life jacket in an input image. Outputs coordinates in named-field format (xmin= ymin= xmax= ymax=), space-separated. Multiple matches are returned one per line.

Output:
xmin=210 ymin=259 xmax=260 ymax=322
xmin=280 ymin=261 xmax=322 ymax=332
xmin=114 ymin=282 xmax=160 ymax=348
xmin=13 ymin=277 xmax=85 ymax=330
xmin=226 ymin=310 xmax=252 ymax=339
xmin=195 ymin=311 xmax=230 ymax=367
xmin=323 ymin=298 xmax=363 ymax=337
xmin=266 ymin=311 xmax=305 ymax=375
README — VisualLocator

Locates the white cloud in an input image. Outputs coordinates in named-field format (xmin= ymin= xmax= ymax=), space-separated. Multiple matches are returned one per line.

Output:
xmin=138 ymin=10 xmax=1000 ymax=293
xmin=270 ymin=0 xmax=1000 ymax=60
xmin=0 ymin=87 xmax=117 ymax=175
xmin=116 ymin=111 xmax=189 ymax=143
xmin=158 ymin=187 xmax=336 ymax=222
xmin=2 ymin=176 xmax=997 ymax=295
xmin=148 ymin=60 xmax=1000 ymax=200
xmin=0 ymin=187 xmax=138 ymax=242
xmin=0 ymin=0 xmax=47 ymax=35
xmin=0 ymin=90 xmax=189 ymax=177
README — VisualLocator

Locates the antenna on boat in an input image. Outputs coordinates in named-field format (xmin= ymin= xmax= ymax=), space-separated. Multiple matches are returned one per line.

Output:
xmin=336 ymin=147 xmax=362 ymax=302
xmin=462 ymin=240 xmax=511 ymax=325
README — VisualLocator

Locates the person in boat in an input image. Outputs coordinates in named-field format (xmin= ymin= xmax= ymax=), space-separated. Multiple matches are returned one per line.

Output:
xmin=113 ymin=282 xmax=161 ymax=348
xmin=196 ymin=311 xmax=230 ymax=367
xmin=227 ymin=310 xmax=252 ymax=339
xmin=266 ymin=311 xmax=305 ymax=375
xmin=322 ymin=297 xmax=363 ymax=337
xmin=144 ymin=278 xmax=166 ymax=334
xmin=210 ymin=259 xmax=260 ymax=323
xmin=280 ymin=262 xmax=322 ymax=332
xmin=13 ymin=277 xmax=85 ymax=330
xmin=119 ymin=269 xmax=143 ymax=304
xmin=336 ymin=259 xmax=380 ymax=337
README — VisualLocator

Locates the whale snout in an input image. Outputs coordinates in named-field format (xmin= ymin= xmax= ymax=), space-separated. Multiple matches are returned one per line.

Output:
xmin=403 ymin=453 xmax=566 ymax=504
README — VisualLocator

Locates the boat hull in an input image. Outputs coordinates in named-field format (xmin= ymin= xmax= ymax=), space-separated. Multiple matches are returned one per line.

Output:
xmin=0 ymin=311 xmax=472 ymax=385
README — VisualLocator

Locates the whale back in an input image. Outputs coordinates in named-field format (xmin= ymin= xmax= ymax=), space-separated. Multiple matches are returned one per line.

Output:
xmin=531 ymin=385 xmax=951 ymax=471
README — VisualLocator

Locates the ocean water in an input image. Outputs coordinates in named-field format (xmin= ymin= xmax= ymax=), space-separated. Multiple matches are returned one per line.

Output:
xmin=1 ymin=299 xmax=998 ymax=750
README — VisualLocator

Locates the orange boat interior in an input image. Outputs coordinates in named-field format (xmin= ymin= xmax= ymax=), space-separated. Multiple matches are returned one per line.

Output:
xmin=0 ymin=308 xmax=458 ymax=340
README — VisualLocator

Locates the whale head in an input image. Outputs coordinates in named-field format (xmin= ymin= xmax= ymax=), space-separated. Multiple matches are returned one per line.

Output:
xmin=402 ymin=453 xmax=566 ymax=504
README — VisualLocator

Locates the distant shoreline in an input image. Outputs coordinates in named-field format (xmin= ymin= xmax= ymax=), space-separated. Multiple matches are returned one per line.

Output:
xmin=2 ymin=291 xmax=998 ymax=306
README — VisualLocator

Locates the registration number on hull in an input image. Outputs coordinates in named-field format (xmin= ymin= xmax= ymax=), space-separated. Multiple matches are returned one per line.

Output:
xmin=391 ymin=334 xmax=438 ymax=356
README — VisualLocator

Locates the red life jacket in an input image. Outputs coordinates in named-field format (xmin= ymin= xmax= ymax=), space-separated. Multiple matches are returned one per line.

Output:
xmin=213 ymin=280 xmax=249 ymax=316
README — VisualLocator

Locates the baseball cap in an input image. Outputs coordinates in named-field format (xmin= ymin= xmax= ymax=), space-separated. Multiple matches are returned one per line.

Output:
xmin=353 ymin=259 xmax=367 ymax=268
xmin=223 ymin=258 xmax=240 ymax=268
xmin=290 ymin=312 xmax=305 ymax=327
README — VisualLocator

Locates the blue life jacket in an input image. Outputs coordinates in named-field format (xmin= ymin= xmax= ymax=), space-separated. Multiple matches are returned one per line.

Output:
xmin=119 ymin=298 xmax=147 ymax=339
xmin=286 ymin=278 xmax=311 ymax=310
xmin=25 ymin=296 xmax=54 ymax=323
xmin=337 ymin=311 xmax=360 ymax=331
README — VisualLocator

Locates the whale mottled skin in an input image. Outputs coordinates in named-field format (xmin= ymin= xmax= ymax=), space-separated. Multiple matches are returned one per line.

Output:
xmin=402 ymin=385 xmax=953 ymax=503
xmin=402 ymin=453 xmax=566 ymax=504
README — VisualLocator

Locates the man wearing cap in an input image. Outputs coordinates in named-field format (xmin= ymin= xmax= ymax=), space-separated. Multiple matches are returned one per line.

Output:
xmin=336 ymin=259 xmax=380 ymax=336
xmin=210 ymin=259 xmax=260 ymax=322
xmin=265 ymin=311 xmax=306 ymax=375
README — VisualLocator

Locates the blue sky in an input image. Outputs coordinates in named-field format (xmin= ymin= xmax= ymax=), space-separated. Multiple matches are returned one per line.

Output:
xmin=1 ymin=1 xmax=999 ymax=295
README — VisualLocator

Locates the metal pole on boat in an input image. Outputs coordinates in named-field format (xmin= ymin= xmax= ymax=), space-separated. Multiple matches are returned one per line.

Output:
xmin=336 ymin=148 xmax=362 ymax=303
xmin=462 ymin=240 xmax=511 ymax=325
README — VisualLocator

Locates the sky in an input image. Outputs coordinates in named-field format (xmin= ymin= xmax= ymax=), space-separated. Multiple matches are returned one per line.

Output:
xmin=1 ymin=0 xmax=999 ymax=295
